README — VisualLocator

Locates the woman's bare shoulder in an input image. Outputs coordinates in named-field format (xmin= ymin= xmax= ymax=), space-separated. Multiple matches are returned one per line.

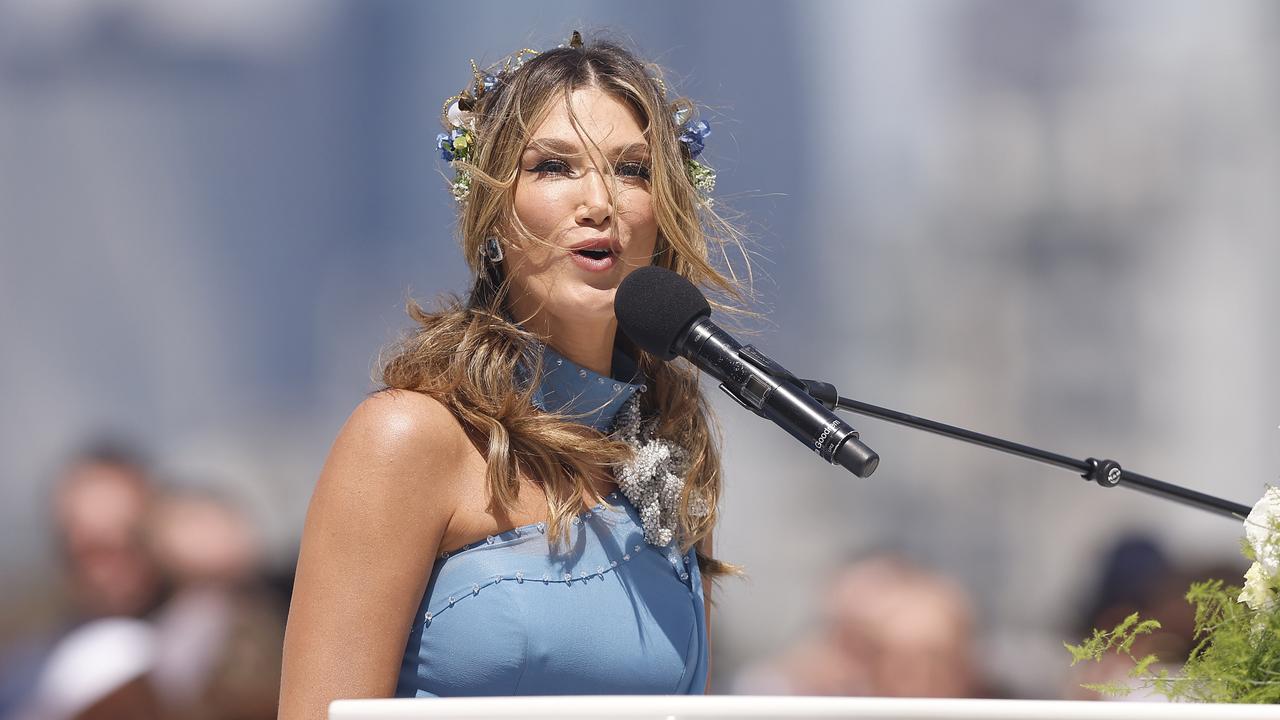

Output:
xmin=294 ymin=388 xmax=471 ymax=599
xmin=344 ymin=388 xmax=470 ymax=455
xmin=281 ymin=388 xmax=470 ymax=715
xmin=319 ymin=389 xmax=473 ymax=510
xmin=349 ymin=387 xmax=465 ymax=437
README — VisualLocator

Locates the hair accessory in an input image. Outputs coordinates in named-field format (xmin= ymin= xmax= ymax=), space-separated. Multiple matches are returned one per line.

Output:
xmin=679 ymin=119 xmax=710 ymax=159
xmin=436 ymin=49 xmax=538 ymax=203
xmin=677 ymin=116 xmax=716 ymax=200
xmin=435 ymin=33 xmax=717 ymax=205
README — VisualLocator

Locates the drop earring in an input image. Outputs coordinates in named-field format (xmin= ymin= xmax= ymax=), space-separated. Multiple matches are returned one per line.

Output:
xmin=482 ymin=236 xmax=504 ymax=264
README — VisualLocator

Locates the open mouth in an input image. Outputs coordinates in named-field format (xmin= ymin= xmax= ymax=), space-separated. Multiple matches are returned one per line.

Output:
xmin=574 ymin=248 xmax=613 ymax=260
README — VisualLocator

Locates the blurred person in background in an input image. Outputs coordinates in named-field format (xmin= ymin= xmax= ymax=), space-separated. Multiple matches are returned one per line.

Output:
xmin=50 ymin=442 xmax=166 ymax=623
xmin=1 ymin=442 xmax=164 ymax=715
xmin=734 ymin=554 xmax=988 ymax=698
xmin=16 ymin=617 xmax=163 ymax=720
xmin=826 ymin=556 xmax=983 ymax=698
xmin=1061 ymin=535 xmax=1244 ymax=701
xmin=1071 ymin=535 xmax=1171 ymax=644
xmin=146 ymin=488 xmax=284 ymax=720
xmin=7 ymin=444 xmax=285 ymax=719
xmin=1062 ymin=534 xmax=1173 ymax=701
xmin=2 ymin=441 xmax=167 ymax=719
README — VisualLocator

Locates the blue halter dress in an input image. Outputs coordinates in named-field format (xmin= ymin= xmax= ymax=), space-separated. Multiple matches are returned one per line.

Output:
xmin=394 ymin=346 xmax=709 ymax=697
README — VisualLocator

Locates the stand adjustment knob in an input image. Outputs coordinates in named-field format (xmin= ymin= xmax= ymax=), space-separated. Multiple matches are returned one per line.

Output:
xmin=1084 ymin=458 xmax=1123 ymax=488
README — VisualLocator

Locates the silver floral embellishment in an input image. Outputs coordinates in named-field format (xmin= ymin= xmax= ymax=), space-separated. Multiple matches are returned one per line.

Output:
xmin=611 ymin=394 xmax=707 ymax=547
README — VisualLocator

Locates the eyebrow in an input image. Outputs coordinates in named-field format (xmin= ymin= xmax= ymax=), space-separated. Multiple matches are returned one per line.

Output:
xmin=524 ymin=137 xmax=650 ymax=158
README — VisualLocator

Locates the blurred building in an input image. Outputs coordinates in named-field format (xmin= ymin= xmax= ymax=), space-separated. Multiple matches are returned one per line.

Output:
xmin=2 ymin=0 xmax=1277 ymax=699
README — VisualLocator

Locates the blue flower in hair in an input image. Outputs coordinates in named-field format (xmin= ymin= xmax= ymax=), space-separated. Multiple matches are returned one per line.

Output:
xmin=437 ymin=128 xmax=473 ymax=162
xmin=679 ymin=119 xmax=710 ymax=159
xmin=436 ymin=132 xmax=454 ymax=161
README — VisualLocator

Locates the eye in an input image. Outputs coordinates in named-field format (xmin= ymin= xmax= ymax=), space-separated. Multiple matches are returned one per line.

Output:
xmin=617 ymin=162 xmax=651 ymax=180
xmin=527 ymin=158 xmax=570 ymax=176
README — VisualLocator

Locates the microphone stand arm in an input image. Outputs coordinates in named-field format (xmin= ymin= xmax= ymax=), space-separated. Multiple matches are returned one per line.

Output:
xmin=800 ymin=380 xmax=1250 ymax=520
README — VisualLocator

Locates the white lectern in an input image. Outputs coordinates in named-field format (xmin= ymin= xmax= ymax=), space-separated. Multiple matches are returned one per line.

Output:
xmin=330 ymin=696 xmax=1278 ymax=720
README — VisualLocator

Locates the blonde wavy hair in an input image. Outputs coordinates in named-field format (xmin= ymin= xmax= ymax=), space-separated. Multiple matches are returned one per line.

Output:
xmin=381 ymin=35 xmax=748 ymax=577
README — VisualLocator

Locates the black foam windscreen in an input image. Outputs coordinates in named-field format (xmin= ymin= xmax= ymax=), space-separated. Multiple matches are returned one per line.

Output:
xmin=615 ymin=266 xmax=711 ymax=360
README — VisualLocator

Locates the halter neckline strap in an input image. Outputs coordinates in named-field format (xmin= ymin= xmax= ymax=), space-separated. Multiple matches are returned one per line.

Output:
xmin=529 ymin=344 xmax=648 ymax=432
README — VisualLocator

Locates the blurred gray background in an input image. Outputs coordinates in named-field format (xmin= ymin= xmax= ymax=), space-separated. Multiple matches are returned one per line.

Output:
xmin=2 ymin=0 xmax=1278 ymax=700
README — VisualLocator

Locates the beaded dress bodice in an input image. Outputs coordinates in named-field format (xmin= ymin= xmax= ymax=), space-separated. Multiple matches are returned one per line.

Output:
xmin=394 ymin=346 xmax=708 ymax=697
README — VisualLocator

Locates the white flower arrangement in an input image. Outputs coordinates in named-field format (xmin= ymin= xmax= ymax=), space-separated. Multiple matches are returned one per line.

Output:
xmin=1067 ymin=484 xmax=1280 ymax=703
xmin=1239 ymin=486 xmax=1280 ymax=611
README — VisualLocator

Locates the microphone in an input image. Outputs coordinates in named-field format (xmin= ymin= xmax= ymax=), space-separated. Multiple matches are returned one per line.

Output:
xmin=615 ymin=266 xmax=879 ymax=478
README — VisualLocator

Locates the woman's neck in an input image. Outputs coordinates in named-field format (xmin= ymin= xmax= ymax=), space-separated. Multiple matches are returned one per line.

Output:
xmin=526 ymin=311 xmax=617 ymax=377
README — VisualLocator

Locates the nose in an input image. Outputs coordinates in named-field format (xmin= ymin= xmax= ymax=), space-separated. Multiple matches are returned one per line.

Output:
xmin=575 ymin=167 xmax=613 ymax=226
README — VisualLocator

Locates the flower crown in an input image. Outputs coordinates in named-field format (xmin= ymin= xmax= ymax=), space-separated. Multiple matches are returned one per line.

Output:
xmin=435 ymin=32 xmax=716 ymax=205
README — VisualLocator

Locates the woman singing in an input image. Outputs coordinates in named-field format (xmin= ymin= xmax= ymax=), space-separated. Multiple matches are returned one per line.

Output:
xmin=280 ymin=32 xmax=742 ymax=718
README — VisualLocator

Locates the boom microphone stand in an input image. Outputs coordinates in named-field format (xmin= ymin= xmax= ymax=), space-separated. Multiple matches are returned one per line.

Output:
xmin=800 ymin=380 xmax=1251 ymax=520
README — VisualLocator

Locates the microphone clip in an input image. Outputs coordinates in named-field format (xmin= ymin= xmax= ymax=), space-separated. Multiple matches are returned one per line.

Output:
xmin=717 ymin=344 xmax=809 ymax=415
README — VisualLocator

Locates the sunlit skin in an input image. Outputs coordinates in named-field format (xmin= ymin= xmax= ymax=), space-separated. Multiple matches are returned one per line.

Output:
xmin=504 ymin=86 xmax=659 ymax=376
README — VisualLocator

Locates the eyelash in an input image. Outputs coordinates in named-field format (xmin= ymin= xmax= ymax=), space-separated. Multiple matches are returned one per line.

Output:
xmin=526 ymin=159 xmax=651 ymax=180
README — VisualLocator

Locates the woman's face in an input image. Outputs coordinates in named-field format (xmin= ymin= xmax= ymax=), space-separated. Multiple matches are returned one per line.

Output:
xmin=504 ymin=86 xmax=658 ymax=336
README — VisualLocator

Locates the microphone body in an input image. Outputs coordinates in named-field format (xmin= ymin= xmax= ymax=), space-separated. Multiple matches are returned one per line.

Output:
xmin=677 ymin=317 xmax=879 ymax=478
xmin=614 ymin=265 xmax=878 ymax=478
